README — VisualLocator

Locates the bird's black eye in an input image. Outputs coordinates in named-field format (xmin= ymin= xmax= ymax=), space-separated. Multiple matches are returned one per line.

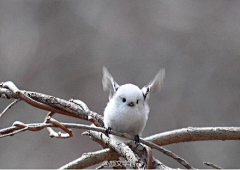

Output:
xmin=122 ymin=98 xmax=126 ymax=103
xmin=136 ymin=100 xmax=139 ymax=104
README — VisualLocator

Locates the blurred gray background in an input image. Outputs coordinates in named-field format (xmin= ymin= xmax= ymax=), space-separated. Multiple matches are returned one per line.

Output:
xmin=0 ymin=0 xmax=239 ymax=169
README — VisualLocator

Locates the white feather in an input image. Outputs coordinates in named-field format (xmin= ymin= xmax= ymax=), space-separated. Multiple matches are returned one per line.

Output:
xmin=102 ymin=67 xmax=165 ymax=142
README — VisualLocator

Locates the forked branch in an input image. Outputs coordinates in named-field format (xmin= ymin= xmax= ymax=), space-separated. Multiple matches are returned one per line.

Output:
xmin=1 ymin=81 xmax=239 ymax=169
xmin=0 ymin=81 xmax=104 ymax=126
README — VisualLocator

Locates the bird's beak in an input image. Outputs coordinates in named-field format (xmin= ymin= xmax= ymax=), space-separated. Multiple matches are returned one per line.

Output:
xmin=128 ymin=102 xmax=135 ymax=107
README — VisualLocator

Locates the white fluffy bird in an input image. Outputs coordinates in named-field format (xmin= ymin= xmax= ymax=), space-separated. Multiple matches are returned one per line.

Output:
xmin=102 ymin=66 xmax=165 ymax=142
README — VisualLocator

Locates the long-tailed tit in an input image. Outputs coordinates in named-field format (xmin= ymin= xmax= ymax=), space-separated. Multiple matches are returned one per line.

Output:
xmin=102 ymin=66 xmax=165 ymax=142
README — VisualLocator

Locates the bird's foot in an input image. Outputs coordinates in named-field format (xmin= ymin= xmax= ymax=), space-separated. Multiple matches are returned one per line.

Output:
xmin=105 ymin=127 xmax=112 ymax=137
xmin=134 ymin=135 xmax=140 ymax=144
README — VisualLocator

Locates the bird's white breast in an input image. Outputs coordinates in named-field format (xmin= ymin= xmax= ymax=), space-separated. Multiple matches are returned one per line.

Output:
xmin=103 ymin=86 xmax=149 ymax=142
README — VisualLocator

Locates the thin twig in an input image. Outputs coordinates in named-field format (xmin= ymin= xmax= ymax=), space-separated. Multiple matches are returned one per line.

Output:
xmin=44 ymin=112 xmax=72 ymax=138
xmin=0 ymin=126 xmax=29 ymax=138
xmin=44 ymin=112 xmax=60 ymax=138
xmin=0 ymin=122 xmax=105 ymax=137
xmin=139 ymin=139 xmax=194 ymax=169
xmin=145 ymin=145 xmax=153 ymax=169
xmin=0 ymin=99 xmax=20 ymax=118
xmin=46 ymin=117 xmax=73 ymax=138
xmin=0 ymin=121 xmax=46 ymax=138
xmin=204 ymin=162 xmax=222 ymax=169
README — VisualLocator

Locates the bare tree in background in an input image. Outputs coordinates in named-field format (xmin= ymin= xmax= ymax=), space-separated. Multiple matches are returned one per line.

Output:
xmin=1 ymin=81 xmax=240 ymax=169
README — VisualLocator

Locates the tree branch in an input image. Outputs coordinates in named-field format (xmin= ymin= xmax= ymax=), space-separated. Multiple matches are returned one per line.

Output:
xmin=1 ymin=81 xmax=239 ymax=169
xmin=82 ymin=130 xmax=170 ymax=169
xmin=0 ymin=99 xmax=20 ymax=117
xmin=0 ymin=81 xmax=104 ymax=126
xmin=83 ymin=130 xmax=146 ymax=169
xmin=1 ymin=121 xmax=240 ymax=168
xmin=3 ymin=122 xmax=240 ymax=144
xmin=204 ymin=161 xmax=222 ymax=169
xmin=138 ymin=138 xmax=194 ymax=169
xmin=59 ymin=149 xmax=119 ymax=169
xmin=0 ymin=120 xmax=191 ymax=168
xmin=145 ymin=127 xmax=240 ymax=145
